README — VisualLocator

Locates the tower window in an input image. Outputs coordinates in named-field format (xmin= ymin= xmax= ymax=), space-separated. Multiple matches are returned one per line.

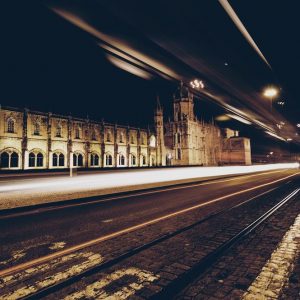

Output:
xmin=75 ymin=127 xmax=80 ymax=139
xmin=56 ymin=124 xmax=62 ymax=137
xmin=34 ymin=122 xmax=40 ymax=135
xmin=7 ymin=118 xmax=15 ymax=133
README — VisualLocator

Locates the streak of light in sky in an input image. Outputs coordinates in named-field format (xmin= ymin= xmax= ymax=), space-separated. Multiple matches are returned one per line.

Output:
xmin=218 ymin=0 xmax=271 ymax=69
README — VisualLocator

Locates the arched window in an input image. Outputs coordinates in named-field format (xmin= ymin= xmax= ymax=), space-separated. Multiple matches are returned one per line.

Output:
xmin=119 ymin=154 xmax=125 ymax=166
xmin=10 ymin=152 xmax=19 ymax=168
xmin=37 ymin=153 xmax=43 ymax=167
xmin=34 ymin=122 xmax=40 ymax=135
xmin=53 ymin=153 xmax=58 ymax=166
xmin=0 ymin=152 xmax=19 ymax=168
xmin=131 ymin=154 xmax=136 ymax=166
xmin=91 ymin=154 xmax=99 ymax=166
xmin=73 ymin=153 xmax=77 ymax=166
xmin=7 ymin=118 xmax=15 ymax=133
xmin=29 ymin=152 xmax=35 ymax=167
xmin=59 ymin=153 xmax=65 ymax=166
xmin=142 ymin=155 xmax=146 ymax=165
xmin=177 ymin=133 xmax=181 ymax=144
xmin=0 ymin=152 xmax=9 ymax=168
xmin=56 ymin=124 xmax=62 ymax=137
xmin=106 ymin=154 xmax=112 ymax=166
xmin=78 ymin=154 xmax=83 ymax=166
xmin=73 ymin=153 xmax=83 ymax=167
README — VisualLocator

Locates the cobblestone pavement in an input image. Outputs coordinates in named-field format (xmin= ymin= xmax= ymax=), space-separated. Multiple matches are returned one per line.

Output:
xmin=1 ymin=180 xmax=299 ymax=299
xmin=176 ymin=194 xmax=300 ymax=299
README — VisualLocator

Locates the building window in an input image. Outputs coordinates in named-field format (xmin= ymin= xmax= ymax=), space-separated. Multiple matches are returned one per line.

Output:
xmin=141 ymin=136 xmax=145 ymax=145
xmin=119 ymin=154 xmax=125 ymax=166
xmin=177 ymin=133 xmax=181 ymax=144
xmin=34 ymin=122 xmax=40 ymax=135
xmin=56 ymin=124 xmax=62 ymax=137
xmin=91 ymin=153 xmax=99 ymax=166
xmin=73 ymin=153 xmax=83 ymax=167
xmin=119 ymin=132 xmax=124 ymax=143
xmin=37 ymin=153 xmax=44 ymax=167
xmin=75 ymin=127 xmax=80 ymax=139
xmin=177 ymin=149 xmax=181 ymax=160
xmin=0 ymin=151 xmax=19 ymax=168
xmin=29 ymin=152 xmax=44 ymax=167
xmin=91 ymin=129 xmax=96 ymax=140
xmin=141 ymin=155 xmax=146 ymax=165
xmin=152 ymin=156 xmax=155 ymax=166
xmin=53 ymin=153 xmax=65 ymax=167
xmin=106 ymin=154 xmax=112 ymax=166
xmin=106 ymin=131 xmax=112 ymax=142
xmin=131 ymin=135 xmax=134 ymax=144
xmin=7 ymin=118 xmax=15 ymax=133
xmin=131 ymin=154 xmax=136 ymax=166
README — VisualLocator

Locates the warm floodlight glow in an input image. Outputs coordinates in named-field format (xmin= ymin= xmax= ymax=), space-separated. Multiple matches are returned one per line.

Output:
xmin=263 ymin=87 xmax=278 ymax=98
xmin=287 ymin=138 xmax=293 ymax=141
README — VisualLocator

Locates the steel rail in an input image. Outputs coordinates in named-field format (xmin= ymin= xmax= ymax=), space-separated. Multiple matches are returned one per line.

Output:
xmin=6 ymin=183 xmax=298 ymax=299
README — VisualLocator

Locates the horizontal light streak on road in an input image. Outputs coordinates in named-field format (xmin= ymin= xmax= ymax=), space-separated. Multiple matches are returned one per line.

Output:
xmin=0 ymin=171 xmax=299 ymax=278
xmin=0 ymin=163 xmax=298 ymax=195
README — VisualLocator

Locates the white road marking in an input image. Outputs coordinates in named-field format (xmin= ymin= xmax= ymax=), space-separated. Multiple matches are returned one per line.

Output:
xmin=0 ymin=251 xmax=103 ymax=299
xmin=242 ymin=213 xmax=300 ymax=299
xmin=64 ymin=267 xmax=159 ymax=299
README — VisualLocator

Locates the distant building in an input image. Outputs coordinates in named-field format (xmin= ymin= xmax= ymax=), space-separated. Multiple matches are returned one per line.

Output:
xmin=0 ymin=85 xmax=251 ymax=170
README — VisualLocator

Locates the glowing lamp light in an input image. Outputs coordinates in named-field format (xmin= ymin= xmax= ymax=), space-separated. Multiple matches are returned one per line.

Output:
xmin=287 ymin=138 xmax=293 ymax=142
xmin=263 ymin=87 xmax=278 ymax=98
xmin=297 ymin=123 xmax=300 ymax=128
xmin=190 ymin=79 xmax=205 ymax=89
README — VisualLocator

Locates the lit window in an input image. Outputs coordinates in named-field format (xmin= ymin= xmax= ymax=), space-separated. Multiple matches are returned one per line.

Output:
xmin=56 ymin=124 xmax=62 ymax=137
xmin=34 ymin=122 xmax=40 ymax=135
xmin=75 ymin=126 xmax=80 ymax=139
xmin=7 ymin=118 xmax=15 ymax=133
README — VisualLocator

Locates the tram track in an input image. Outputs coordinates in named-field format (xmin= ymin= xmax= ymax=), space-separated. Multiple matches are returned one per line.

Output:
xmin=0 ymin=174 xmax=299 ymax=299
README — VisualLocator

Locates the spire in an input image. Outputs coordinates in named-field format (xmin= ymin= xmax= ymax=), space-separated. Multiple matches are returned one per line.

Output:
xmin=156 ymin=95 xmax=162 ymax=111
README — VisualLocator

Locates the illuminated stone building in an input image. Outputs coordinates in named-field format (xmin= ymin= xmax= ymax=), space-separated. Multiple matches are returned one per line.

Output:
xmin=0 ymin=86 xmax=251 ymax=170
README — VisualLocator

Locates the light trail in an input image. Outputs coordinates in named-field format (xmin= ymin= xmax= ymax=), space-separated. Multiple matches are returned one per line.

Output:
xmin=0 ymin=170 xmax=298 ymax=278
xmin=0 ymin=164 xmax=298 ymax=195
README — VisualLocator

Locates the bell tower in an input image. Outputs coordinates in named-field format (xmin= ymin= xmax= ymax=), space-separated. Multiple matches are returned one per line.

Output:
xmin=173 ymin=82 xmax=195 ymax=122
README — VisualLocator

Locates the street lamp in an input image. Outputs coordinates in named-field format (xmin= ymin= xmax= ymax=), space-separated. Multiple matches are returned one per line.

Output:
xmin=263 ymin=86 xmax=279 ymax=112
xmin=190 ymin=79 xmax=205 ymax=90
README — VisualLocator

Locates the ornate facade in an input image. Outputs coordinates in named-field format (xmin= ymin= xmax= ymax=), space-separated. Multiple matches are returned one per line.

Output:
xmin=0 ymin=86 xmax=251 ymax=170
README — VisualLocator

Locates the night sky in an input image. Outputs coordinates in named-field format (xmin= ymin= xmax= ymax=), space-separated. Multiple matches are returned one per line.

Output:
xmin=1 ymin=1 xmax=299 ymax=155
